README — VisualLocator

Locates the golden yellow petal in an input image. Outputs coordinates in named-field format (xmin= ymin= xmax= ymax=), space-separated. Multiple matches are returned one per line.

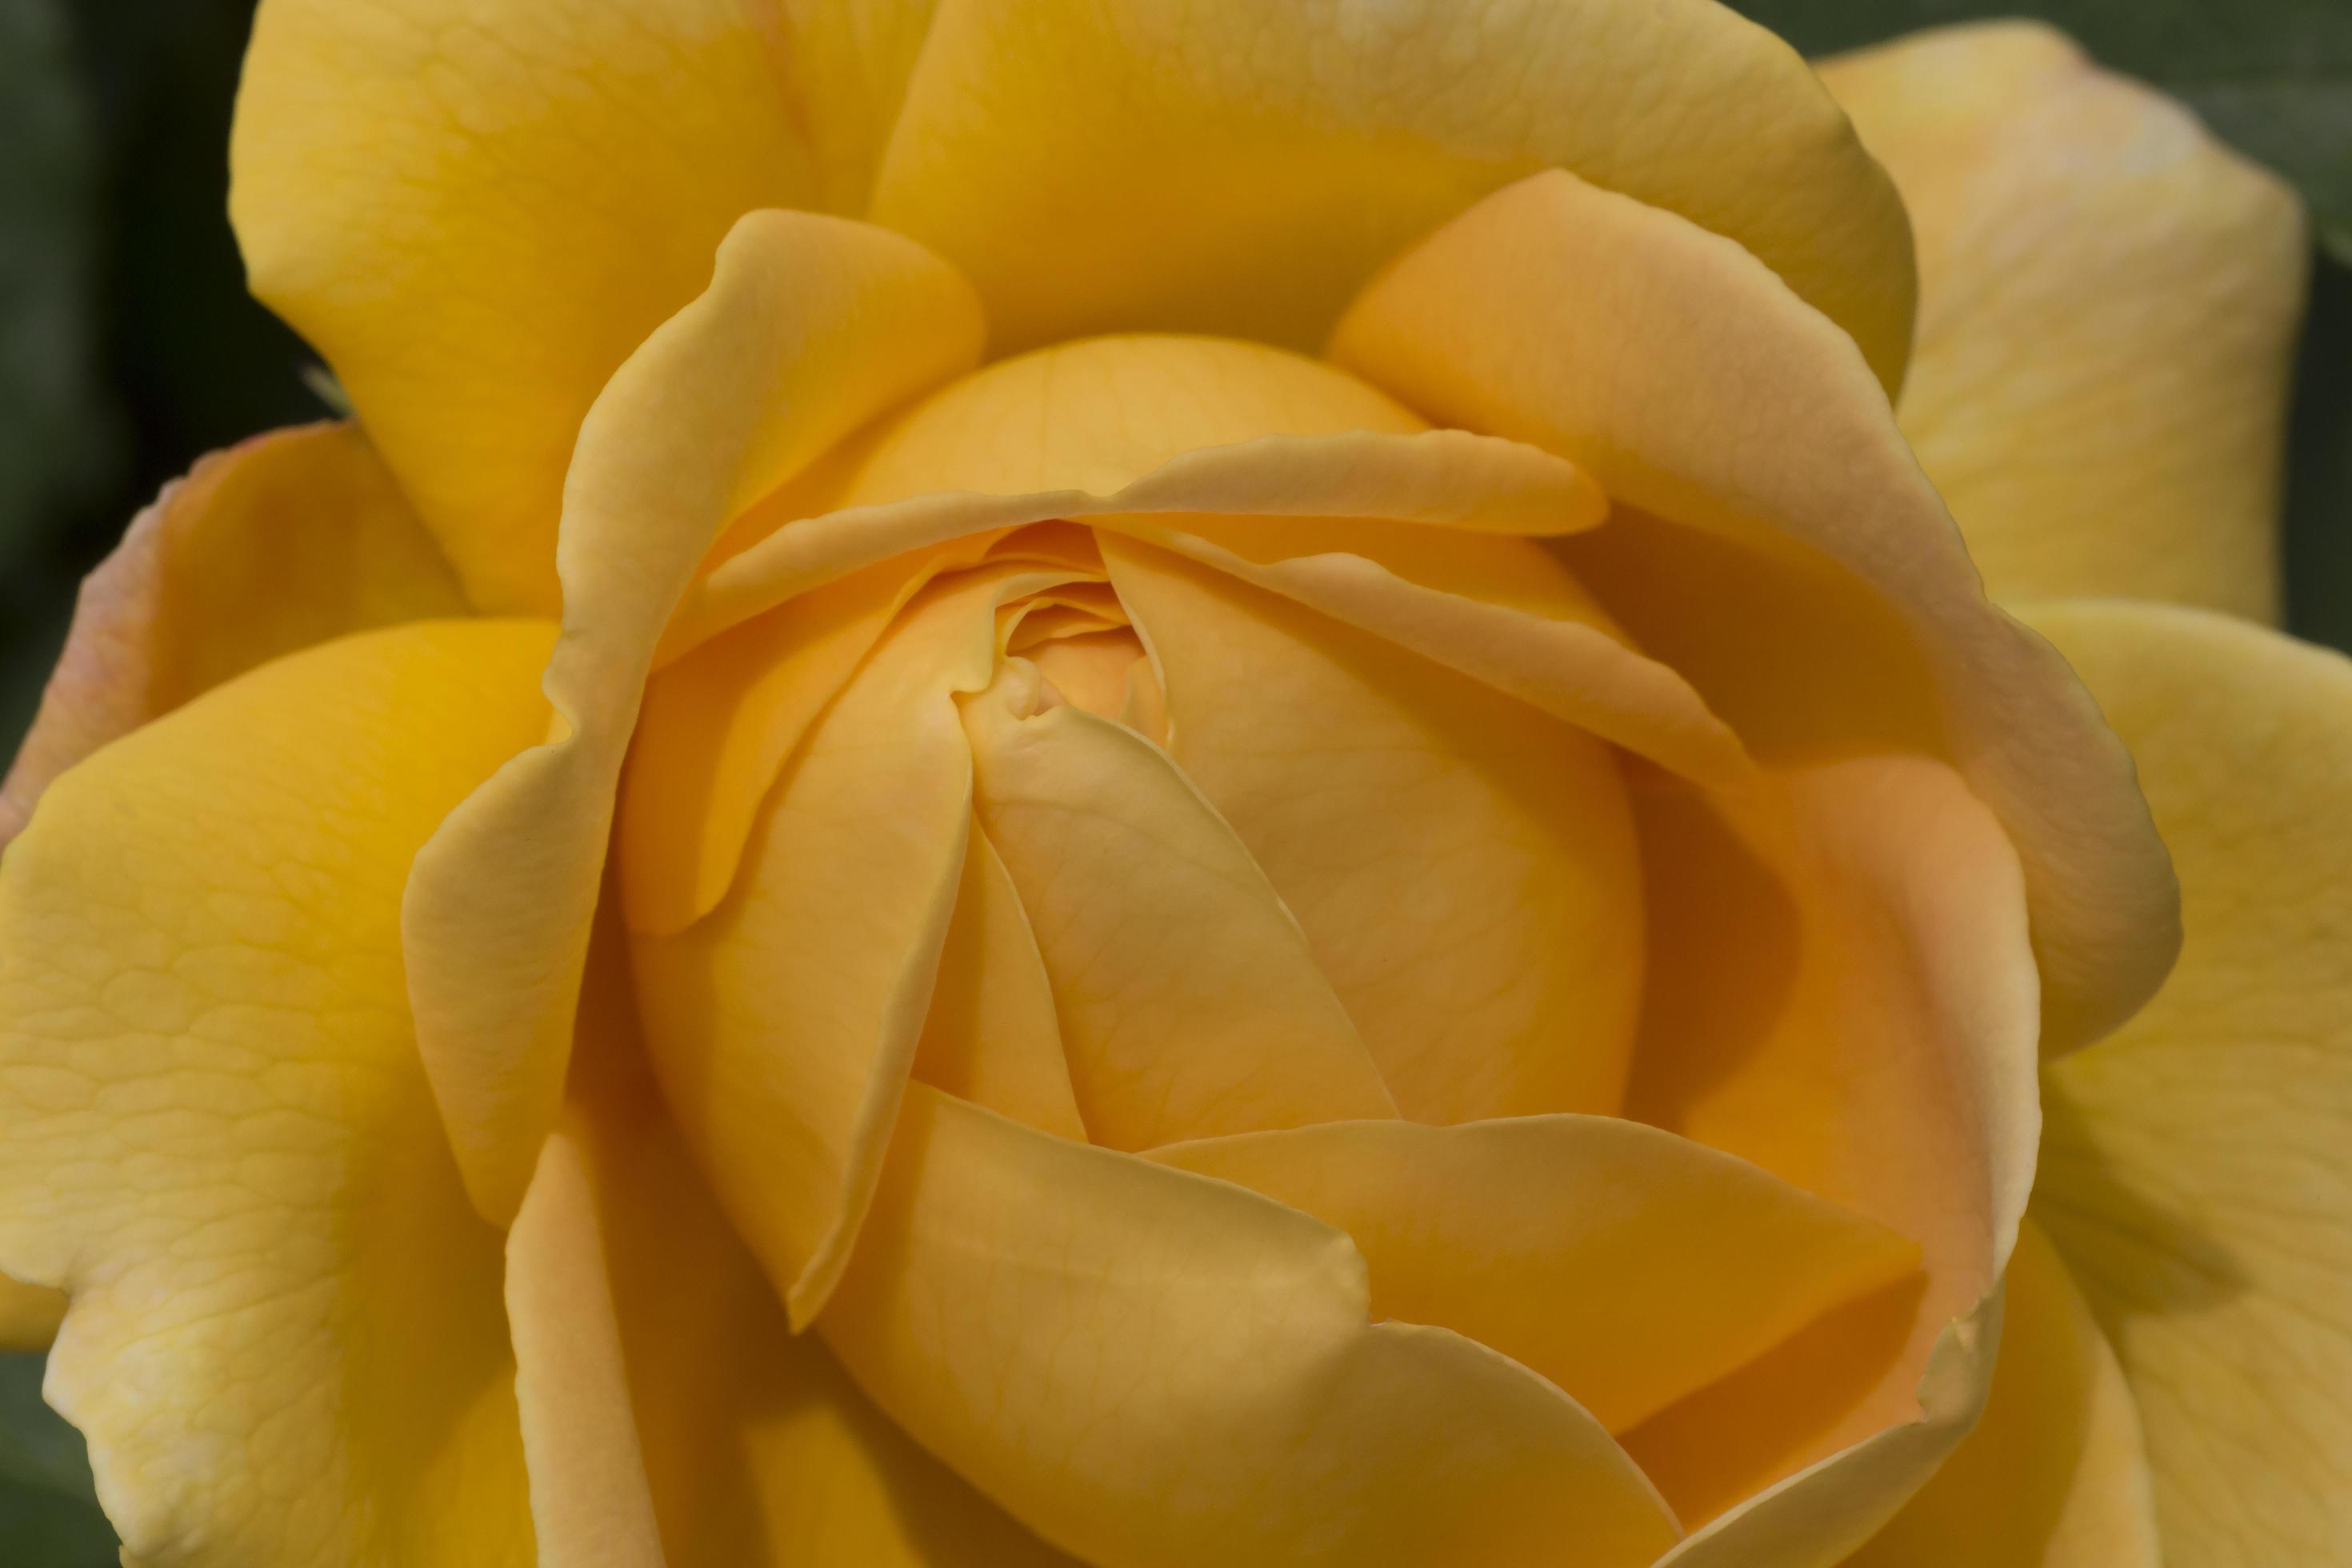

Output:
xmin=1102 ymin=538 xmax=1645 ymax=1121
xmin=0 ymin=1274 xmax=63 ymax=1351
xmin=962 ymin=658 xmax=1396 ymax=1146
xmin=1846 ymin=1218 xmax=2161 ymax=1567
xmin=1621 ymin=756 xmax=2038 ymax=1558
xmin=871 ymin=0 xmax=1913 ymax=386
xmin=1333 ymin=166 xmax=2178 ymax=1053
xmin=1152 ymin=1116 xmax=1918 ymax=1435
xmin=403 ymin=211 xmax=981 ymax=1226
xmin=2026 ymin=599 xmax=2352 ymax=1565
xmin=823 ymin=1086 xmax=1680 ymax=1566
xmin=0 ymin=620 xmax=555 ymax=1565
xmin=230 ymin=0 xmax=818 ymax=610
xmin=0 ymin=422 xmax=463 ymax=848
xmin=1821 ymin=23 xmax=2307 ymax=620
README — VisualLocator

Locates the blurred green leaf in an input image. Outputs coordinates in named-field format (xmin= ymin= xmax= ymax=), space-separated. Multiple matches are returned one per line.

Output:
xmin=0 ymin=1354 xmax=114 ymax=1567
xmin=1734 ymin=0 xmax=2352 ymax=260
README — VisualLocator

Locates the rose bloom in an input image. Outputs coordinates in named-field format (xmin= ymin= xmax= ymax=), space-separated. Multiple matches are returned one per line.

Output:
xmin=1 ymin=6 xmax=2345 ymax=1566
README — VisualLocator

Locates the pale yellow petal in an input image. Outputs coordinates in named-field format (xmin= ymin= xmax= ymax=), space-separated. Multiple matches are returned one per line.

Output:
xmin=1846 ymin=1217 xmax=2161 ymax=1567
xmin=1 ymin=421 xmax=464 ymax=849
xmin=404 ymin=211 xmax=981 ymax=1226
xmin=1102 ymin=538 xmax=1645 ymax=1121
xmin=0 ymin=620 xmax=556 ymax=1565
xmin=910 ymin=827 xmax=1087 ymax=1142
xmin=1332 ymin=166 xmax=2177 ymax=1052
xmin=1821 ymin=23 xmax=2307 ymax=620
xmin=230 ymin=0 xmax=817 ymax=610
xmin=823 ymin=1086 xmax=1680 ymax=1566
xmin=562 ymin=938 xmax=1079 ymax=1568
xmin=632 ymin=567 xmax=1074 ymax=1327
xmin=1618 ymin=756 xmax=2038 ymax=1558
xmin=872 ymin=0 xmax=1914 ymax=387
xmin=962 ymin=662 xmax=1396 ymax=1147
xmin=1152 ymin=1116 xmax=1918 ymax=1435
xmin=2026 ymin=599 xmax=2352 ymax=1565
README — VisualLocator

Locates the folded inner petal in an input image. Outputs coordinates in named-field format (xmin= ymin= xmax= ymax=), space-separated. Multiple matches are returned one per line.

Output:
xmin=1102 ymin=538 xmax=1646 ymax=1122
xmin=962 ymin=663 xmax=1396 ymax=1146
xmin=1331 ymin=165 xmax=2178 ymax=1055
xmin=822 ymin=1086 xmax=1680 ymax=1567
xmin=0 ymin=620 xmax=557 ymax=1565
xmin=1150 ymin=1116 xmax=1920 ymax=1435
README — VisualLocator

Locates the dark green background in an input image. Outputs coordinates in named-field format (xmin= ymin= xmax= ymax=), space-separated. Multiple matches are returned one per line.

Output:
xmin=0 ymin=0 xmax=2346 ymax=1557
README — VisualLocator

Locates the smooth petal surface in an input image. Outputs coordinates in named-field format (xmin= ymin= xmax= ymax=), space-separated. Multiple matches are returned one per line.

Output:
xmin=872 ymin=0 xmax=1914 ymax=388
xmin=1103 ymin=539 xmax=1646 ymax=1122
xmin=962 ymin=662 xmax=1396 ymax=1147
xmin=0 ymin=422 xmax=464 ymax=849
xmin=1151 ymin=1116 xmax=1918 ymax=1436
xmin=632 ymin=569 xmax=1055 ymax=1328
xmin=561 ymin=940 xmax=1078 ymax=1568
xmin=1333 ymin=167 xmax=2178 ymax=1053
xmin=824 ymin=1086 xmax=1680 ymax=1567
xmin=230 ymin=0 xmax=816 ymax=610
xmin=404 ymin=210 xmax=981 ymax=1226
xmin=2027 ymin=600 xmax=2352 ymax=1566
xmin=1620 ymin=756 xmax=2039 ymax=1558
xmin=0 ymin=620 xmax=556 ymax=1566
xmin=1846 ymin=1218 xmax=2161 ymax=1567
xmin=0 ymin=1274 xmax=63 ymax=1350
xmin=1821 ymin=23 xmax=2307 ymax=620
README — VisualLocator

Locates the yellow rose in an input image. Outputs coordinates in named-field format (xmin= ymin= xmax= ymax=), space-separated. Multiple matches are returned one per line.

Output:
xmin=0 ymin=6 xmax=2342 ymax=1566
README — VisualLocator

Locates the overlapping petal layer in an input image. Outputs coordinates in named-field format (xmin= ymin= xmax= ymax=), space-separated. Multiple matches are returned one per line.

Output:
xmin=1821 ymin=23 xmax=2307 ymax=619
xmin=823 ymin=1086 xmax=1681 ymax=1568
xmin=1331 ymin=166 xmax=2178 ymax=1054
xmin=870 ymin=0 xmax=1914 ymax=389
xmin=0 ymin=422 xmax=464 ymax=849
xmin=2026 ymin=602 xmax=2352 ymax=1565
xmin=0 ymin=620 xmax=555 ymax=1566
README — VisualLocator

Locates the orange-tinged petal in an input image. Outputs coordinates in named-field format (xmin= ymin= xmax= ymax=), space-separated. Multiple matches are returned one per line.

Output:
xmin=910 ymin=828 xmax=1087 ymax=1142
xmin=824 ymin=1086 xmax=1680 ymax=1566
xmin=1332 ymin=166 xmax=2176 ymax=1053
xmin=871 ymin=0 xmax=1913 ymax=388
xmin=1152 ymin=1116 xmax=1919 ymax=1435
xmin=230 ymin=0 xmax=818 ymax=610
xmin=403 ymin=210 xmax=981 ymax=1226
xmin=1821 ymin=23 xmax=2307 ymax=621
xmin=1846 ymin=1218 xmax=2161 ymax=1567
xmin=558 ymin=933 xmax=1079 ymax=1567
xmin=962 ymin=661 xmax=1396 ymax=1147
xmin=2026 ymin=600 xmax=2352 ymax=1566
xmin=633 ymin=566 xmax=1077 ymax=1328
xmin=1620 ymin=755 xmax=2038 ymax=1558
xmin=0 ymin=619 xmax=555 ymax=1566
xmin=0 ymin=422 xmax=464 ymax=849
xmin=1102 ymin=538 xmax=1645 ymax=1121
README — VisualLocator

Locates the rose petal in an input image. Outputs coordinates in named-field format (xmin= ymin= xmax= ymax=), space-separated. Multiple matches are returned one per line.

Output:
xmin=2026 ymin=599 xmax=2352 ymax=1564
xmin=1821 ymin=22 xmax=2307 ymax=621
xmin=1331 ymin=166 xmax=2177 ymax=1053
xmin=871 ymin=0 xmax=1913 ymax=388
xmin=0 ymin=620 xmax=555 ymax=1564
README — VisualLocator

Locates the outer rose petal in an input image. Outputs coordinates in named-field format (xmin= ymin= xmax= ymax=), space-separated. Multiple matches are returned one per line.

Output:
xmin=1820 ymin=23 xmax=2307 ymax=622
xmin=0 ymin=1274 xmax=64 ymax=1350
xmin=0 ymin=620 xmax=557 ymax=1566
xmin=2024 ymin=600 xmax=2352 ymax=1565
xmin=871 ymin=0 xmax=1914 ymax=390
xmin=230 ymin=0 xmax=817 ymax=610
xmin=402 ymin=210 xmax=983 ymax=1227
xmin=1846 ymin=1218 xmax=2162 ymax=1567
xmin=1332 ymin=167 xmax=2178 ymax=1054
xmin=822 ymin=1086 xmax=1680 ymax=1567
xmin=0 ymin=421 xmax=464 ymax=851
